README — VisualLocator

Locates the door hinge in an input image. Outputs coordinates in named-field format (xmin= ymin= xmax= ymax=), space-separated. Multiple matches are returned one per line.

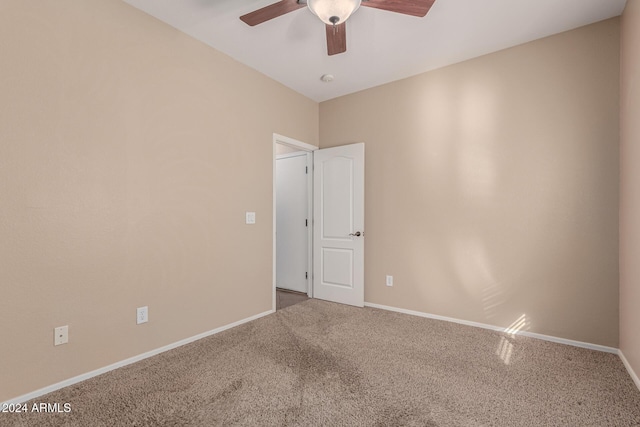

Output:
xmin=305 ymin=219 xmax=308 ymax=227
xmin=305 ymin=272 xmax=308 ymax=279
xmin=305 ymin=166 xmax=308 ymax=174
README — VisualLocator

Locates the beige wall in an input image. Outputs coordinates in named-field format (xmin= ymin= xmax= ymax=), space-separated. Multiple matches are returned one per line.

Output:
xmin=0 ymin=0 xmax=318 ymax=401
xmin=320 ymin=19 xmax=620 ymax=347
xmin=620 ymin=0 xmax=640 ymax=381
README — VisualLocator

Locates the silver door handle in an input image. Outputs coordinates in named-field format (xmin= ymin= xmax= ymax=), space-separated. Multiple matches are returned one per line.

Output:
xmin=349 ymin=231 xmax=363 ymax=237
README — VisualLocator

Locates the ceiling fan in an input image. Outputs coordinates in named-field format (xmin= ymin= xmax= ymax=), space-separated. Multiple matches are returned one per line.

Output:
xmin=240 ymin=0 xmax=436 ymax=56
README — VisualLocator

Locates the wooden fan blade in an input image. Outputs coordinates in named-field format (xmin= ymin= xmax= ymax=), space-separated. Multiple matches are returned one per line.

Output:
xmin=362 ymin=0 xmax=435 ymax=18
xmin=326 ymin=23 xmax=346 ymax=56
xmin=240 ymin=0 xmax=306 ymax=26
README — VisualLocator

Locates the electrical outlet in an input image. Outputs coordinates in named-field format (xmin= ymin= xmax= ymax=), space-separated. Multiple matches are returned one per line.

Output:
xmin=54 ymin=326 xmax=68 ymax=346
xmin=137 ymin=306 xmax=148 ymax=324
xmin=245 ymin=211 xmax=256 ymax=224
xmin=386 ymin=275 xmax=393 ymax=287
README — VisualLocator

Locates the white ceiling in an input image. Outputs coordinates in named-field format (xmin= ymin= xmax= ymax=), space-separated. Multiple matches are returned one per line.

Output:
xmin=123 ymin=0 xmax=627 ymax=102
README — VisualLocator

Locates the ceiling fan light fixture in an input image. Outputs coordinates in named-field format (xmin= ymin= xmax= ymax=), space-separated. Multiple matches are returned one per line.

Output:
xmin=307 ymin=0 xmax=361 ymax=26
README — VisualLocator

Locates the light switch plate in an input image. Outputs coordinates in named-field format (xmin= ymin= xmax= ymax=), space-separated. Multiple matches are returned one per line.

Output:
xmin=246 ymin=212 xmax=256 ymax=224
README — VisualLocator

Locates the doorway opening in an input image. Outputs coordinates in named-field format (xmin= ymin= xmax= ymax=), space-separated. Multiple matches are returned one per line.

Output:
xmin=276 ymin=288 xmax=309 ymax=310
xmin=273 ymin=134 xmax=317 ymax=311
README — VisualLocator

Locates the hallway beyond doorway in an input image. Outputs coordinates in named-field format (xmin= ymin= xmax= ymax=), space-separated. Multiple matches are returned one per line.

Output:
xmin=276 ymin=288 xmax=308 ymax=310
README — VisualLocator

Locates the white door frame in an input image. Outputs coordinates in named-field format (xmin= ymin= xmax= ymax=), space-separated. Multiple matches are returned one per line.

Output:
xmin=273 ymin=133 xmax=317 ymax=311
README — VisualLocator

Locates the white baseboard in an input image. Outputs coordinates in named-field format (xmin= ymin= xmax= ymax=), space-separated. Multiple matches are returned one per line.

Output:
xmin=2 ymin=310 xmax=274 ymax=406
xmin=619 ymin=350 xmax=640 ymax=391
xmin=5 ymin=303 xmax=635 ymax=405
xmin=364 ymin=302 xmax=618 ymax=354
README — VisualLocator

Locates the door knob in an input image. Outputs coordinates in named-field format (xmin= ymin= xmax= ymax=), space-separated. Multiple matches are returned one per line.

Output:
xmin=349 ymin=231 xmax=363 ymax=237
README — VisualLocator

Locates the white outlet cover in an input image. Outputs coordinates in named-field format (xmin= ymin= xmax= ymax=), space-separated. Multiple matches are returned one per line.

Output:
xmin=246 ymin=211 xmax=256 ymax=224
xmin=386 ymin=275 xmax=394 ymax=287
xmin=54 ymin=325 xmax=68 ymax=346
xmin=137 ymin=306 xmax=148 ymax=324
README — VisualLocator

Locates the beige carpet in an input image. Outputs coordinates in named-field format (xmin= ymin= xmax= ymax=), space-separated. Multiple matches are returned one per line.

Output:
xmin=6 ymin=299 xmax=640 ymax=426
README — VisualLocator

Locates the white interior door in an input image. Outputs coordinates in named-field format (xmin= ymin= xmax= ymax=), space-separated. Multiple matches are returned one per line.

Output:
xmin=313 ymin=143 xmax=364 ymax=307
xmin=276 ymin=153 xmax=309 ymax=293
